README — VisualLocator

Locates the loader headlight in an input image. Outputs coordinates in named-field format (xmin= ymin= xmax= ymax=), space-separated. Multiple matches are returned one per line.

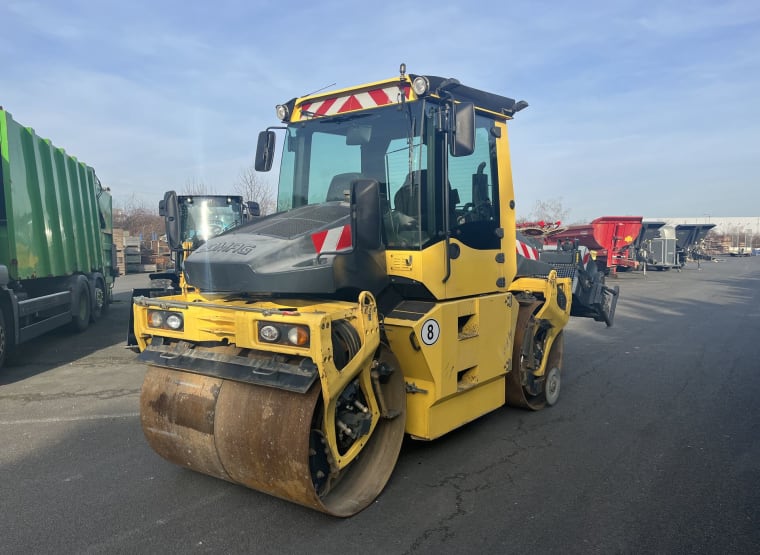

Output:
xmin=147 ymin=310 xmax=184 ymax=332
xmin=165 ymin=313 xmax=183 ymax=330
xmin=258 ymin=321 xmax=310 ymax=347
xmin=149 ymin=311 xmax=164 ymax=328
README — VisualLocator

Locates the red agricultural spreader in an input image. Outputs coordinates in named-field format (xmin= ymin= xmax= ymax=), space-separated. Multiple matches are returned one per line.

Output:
xmin=542 ymin=216 xmax=643 ymax=275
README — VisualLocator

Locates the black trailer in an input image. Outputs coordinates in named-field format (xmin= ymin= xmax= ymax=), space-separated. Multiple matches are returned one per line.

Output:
xmin=635 ymin=222 xmax=679 ymax=270
xmin=675 ymin=223 xmax=716 ymax=263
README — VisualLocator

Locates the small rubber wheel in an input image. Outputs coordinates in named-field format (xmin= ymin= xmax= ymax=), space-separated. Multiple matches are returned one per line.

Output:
xmin=544 ymin=367 xmax=561 ymax=406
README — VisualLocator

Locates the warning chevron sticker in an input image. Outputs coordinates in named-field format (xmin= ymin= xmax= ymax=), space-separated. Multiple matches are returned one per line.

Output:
xmin=311 ymin=225 xmax=352 ymax=253
xmin=300 ymin=84 xmax=411 ymax=118
xmin=516 ymin=239 xmax=540 ymax=260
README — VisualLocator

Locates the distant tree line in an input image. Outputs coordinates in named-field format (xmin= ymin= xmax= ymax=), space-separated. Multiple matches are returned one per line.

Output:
xmin=115 ymin=172 xmax=578 ymax=244
xmin=517 ymin=198 xmax=573 ymax=226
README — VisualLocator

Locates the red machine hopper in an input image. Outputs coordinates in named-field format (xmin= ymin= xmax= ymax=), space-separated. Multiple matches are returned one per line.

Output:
xmin=545 ymin=216 xmax=643 ymax=274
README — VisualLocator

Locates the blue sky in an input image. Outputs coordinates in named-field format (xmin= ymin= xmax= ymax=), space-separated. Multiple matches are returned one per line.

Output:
xmin=1 ymin=0 xmax=757 ymax=222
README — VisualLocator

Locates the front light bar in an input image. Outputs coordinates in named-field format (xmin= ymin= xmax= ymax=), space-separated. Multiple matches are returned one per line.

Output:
xmin=147 ymin=309 xmax=184 ymax=332
xmin=258 ymin=321 xmax=310 ymax=347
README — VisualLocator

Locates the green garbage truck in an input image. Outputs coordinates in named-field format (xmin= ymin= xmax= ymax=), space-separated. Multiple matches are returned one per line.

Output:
xmin=0 ymin=107 xmax=116 ymax=368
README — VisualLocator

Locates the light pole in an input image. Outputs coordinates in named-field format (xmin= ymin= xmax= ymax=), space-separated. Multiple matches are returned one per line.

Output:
xmin=747 ymin=227 xmax=753 ymax=253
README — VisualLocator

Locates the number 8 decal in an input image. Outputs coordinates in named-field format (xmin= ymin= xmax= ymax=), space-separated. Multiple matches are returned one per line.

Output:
xmin=420 ymin=318 xmax=440 ymax=346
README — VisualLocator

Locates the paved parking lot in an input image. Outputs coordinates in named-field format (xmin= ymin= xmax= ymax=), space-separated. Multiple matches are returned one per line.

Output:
xmin=1 ymin=260 xmax=759 ymax=554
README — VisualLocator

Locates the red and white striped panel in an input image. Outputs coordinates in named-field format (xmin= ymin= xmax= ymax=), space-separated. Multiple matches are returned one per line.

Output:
xmin=579 ymin=245 xmax=591 ymax=267
xmin=311 ymin=225 xmax=352 ymax=254
xmin=516 ymin=239 xmax=540 ymax=260
xmin=300 ymin=84 xmax=411 ymax=118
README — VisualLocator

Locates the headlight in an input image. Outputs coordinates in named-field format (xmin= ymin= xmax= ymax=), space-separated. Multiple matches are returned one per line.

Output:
xmin=259 ymin=324 xmax=280 ymax=342
xmin=149 ymin=311 xmax=164 ymax=328
xmin=412 ymin=76 xmax=429 ymax=96
xmin=287 ymin=326 xmax=309 ymax=346
xmin=276 ymin=104 xmax=289 ymax=121
xmin=258 ymin=321 xmax=310 ymax=347
xmin=165 ymin=313 xmax=183 ymax=330
xmin=147 ymin=310 xmax=184 ymax=332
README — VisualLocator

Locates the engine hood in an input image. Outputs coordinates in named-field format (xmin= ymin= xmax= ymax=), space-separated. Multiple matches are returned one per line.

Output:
xmin=183 ymin=202 xmax=388 ymax=296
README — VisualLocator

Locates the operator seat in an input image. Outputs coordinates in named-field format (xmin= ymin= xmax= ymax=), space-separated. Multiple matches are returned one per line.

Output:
xmin=394 ymin=170 xmax=459 ymax=225
xmin=394 ymin=170 xmax=426 ymax=218
xmin=326 ymin=172 xmax=364 ymax=202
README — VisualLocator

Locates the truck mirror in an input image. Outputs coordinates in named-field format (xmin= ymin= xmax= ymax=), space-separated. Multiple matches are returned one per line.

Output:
xmin=163 ymin=190 xmax=181 ymax=250
xmin=351 ymin=179 xmax=382 ymax=251
xmin=451 ymin=102 xmax=475 ymax=157
xmin=254 ymin=130 xmax=276 ymax=172
xmin=158 ymin=199 xmax=166 ymax=217
xmin=247 ymin=201 xmax=261 ymax=217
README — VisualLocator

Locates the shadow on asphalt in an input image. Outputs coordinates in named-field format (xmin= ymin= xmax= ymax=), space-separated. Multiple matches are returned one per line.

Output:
xmin=0 ymin=292 xmax=137 ymax=386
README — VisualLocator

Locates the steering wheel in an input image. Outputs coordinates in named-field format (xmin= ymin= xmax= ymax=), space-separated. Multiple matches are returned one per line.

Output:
xmin=458 ymin=202 xmax=476 ymax=224
xmin=393 ymin=210 xmax=417 ymax=230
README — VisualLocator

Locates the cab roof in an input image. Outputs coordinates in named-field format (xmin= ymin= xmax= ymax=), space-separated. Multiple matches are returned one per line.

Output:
xmin=280 ymin=73 xmax=527 ymax=122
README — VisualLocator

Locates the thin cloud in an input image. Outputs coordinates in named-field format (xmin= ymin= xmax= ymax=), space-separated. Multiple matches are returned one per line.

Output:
xmin=5 ymin=1 xmax=85 ymax=41
xmin=0 ymin=0 xmax=757 ymax=220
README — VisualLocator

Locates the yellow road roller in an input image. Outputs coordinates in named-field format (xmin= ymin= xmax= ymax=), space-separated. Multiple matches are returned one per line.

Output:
xmin=132 ymin=64 xmax=617 ymax=516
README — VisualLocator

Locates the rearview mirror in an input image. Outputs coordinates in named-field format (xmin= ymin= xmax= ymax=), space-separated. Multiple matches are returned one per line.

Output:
xmin=450 ymin=102 xmax=475 ymax=157
xmin=247 ymin=201 xmax=261 ymax=217
xmin=346 ymin=125 xmax=372 ymax=146
xmin=254 ymin=130 xmax=276 ymax=172
xmin=351 ymin=179 xmax=382 ymax=251
xmin=162 ymin=190 xmax=181 ymax=250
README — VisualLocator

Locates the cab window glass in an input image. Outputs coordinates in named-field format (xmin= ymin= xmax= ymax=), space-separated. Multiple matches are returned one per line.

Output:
xmin=449 ymin=117 xmax=500 ymax=250
xmin=308 ymin=132 xmax=361 ymax=204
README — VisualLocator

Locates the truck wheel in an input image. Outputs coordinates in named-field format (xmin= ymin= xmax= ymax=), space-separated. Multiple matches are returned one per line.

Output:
xmin=0 ymin=310 xmax=7 ymax=369
xmin=90 ymin=278 xmax=108 ymax=322
xmin=71 ymin=280 xmax=91 ymax=332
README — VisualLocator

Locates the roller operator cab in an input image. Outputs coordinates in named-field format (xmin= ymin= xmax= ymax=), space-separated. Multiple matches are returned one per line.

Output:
xmin=133 ymin=65 xmax=611 ymax=516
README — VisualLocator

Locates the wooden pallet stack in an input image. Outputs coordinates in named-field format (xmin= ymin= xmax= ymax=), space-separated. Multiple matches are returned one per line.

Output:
xmin=112 ymin=228 xmax=142 ymax=274
xmin=124 ymin=235 xmax=141 ymax=274
xmin=112 ymin=230 xmax=172 ymax=274
xmin=112 ymin=228 xmax=126 ymax=276
xmin=142 ymin=239 xmax=171 ymax=272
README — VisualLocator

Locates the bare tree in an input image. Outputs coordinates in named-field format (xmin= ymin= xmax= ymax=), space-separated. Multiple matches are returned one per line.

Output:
xmin=113 ymin=193 xmax=163 ymax=241
xmin=182 ymin=177 xmax=214 ymax=195
xmin=235 ymin=165 xmax=277 ymax=215
xmin=528 ymin=198 xmax=570 ymax=225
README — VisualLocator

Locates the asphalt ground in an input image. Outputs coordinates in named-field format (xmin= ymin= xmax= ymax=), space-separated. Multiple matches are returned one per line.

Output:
xmin=1 ymin=259 xmax=759 ymax=554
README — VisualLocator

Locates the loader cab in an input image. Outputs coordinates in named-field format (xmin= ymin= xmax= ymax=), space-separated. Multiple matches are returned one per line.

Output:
xmin=179 ymin=195 xmax=244 ymax=244
xmin=162 ymin=194 xmax=245 ymax=248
